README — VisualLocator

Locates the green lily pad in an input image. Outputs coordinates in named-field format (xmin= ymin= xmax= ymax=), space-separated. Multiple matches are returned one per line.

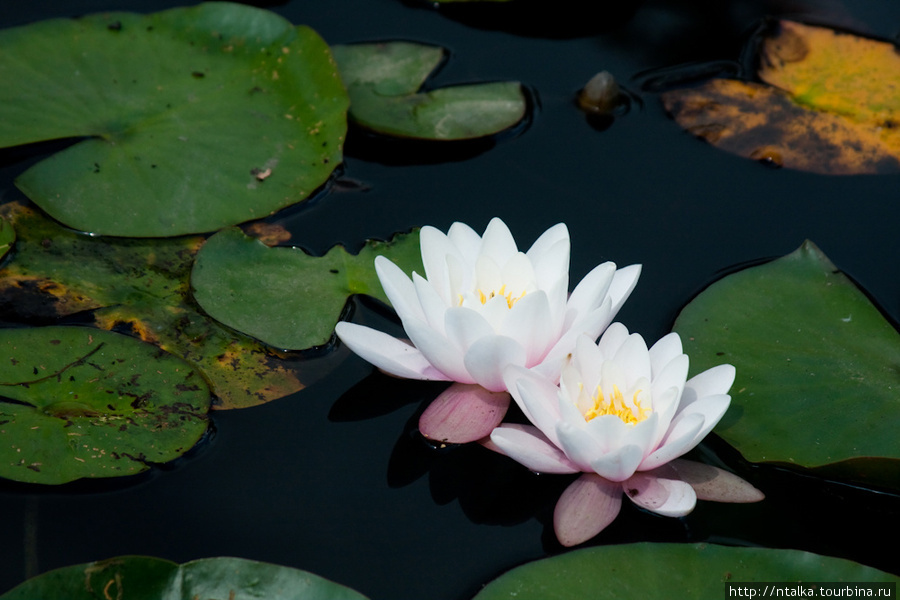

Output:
xmin=0 ymin=217 xmax=13 ymax=261
xmin=672 ymin=241 xmax=900 ymax=481
xmin=0 ymin=555 xmax=370 ymax=600
xmin=191 ymin=226 xmax=423 ymax=350
xmin=0 ymin=2 xmax=348 ymax=237
xmin=0 ymin=326 xmax=209 ymax=484
xmin=474 ymin=543 xmax=898 ymax=600
xmin=332 ymin=41 xmax=526 ymax=140
xmin=0 ymin=202 xmax=301 ymax=410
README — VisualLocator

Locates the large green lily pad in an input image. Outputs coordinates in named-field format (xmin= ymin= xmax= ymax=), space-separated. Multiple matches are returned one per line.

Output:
xmin=191 ymin=226 xmax=423 ymax=350
xmin=0 ymin=202 xmax=301 ymax=410
xmin=0 ymin=555 xmax=370 ymax=600
xmin=0 ymin=327 xmax=209 ymax=484
xmin=672 ymin=241 xmax=900 ymax=482
xmin=332 ymin=41 xmax=526 ymax=140
xmin=0 ymin=2 xmax=348 ymax=237
xmin=474 ymin=543 xmax=898 ymax=600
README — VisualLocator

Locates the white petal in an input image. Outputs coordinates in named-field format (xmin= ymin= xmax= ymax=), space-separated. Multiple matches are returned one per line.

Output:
xmin=681 ymin=364 xmax=736 ymax=409
xmin=335 ymin=322 xmax=451 ymax=381
xmin=500 ymin=252 xmax=537 ymax=294
xmin=573 ymin=334 xmax=605 ymax=390
xmin=480 ymin=218 xmax=519 ymax=265
xmin=607 ymin=263 xmax=642 ymax=316
xmin=446 ymin=221 xmax=482 ymax=267
xmin=566 ymin=262 xmax=615 ymax=325
xmin=596 ymin=321 xmax=630 ymax=360
xmin=639 ymin=411 xmax=705 ymax=470
xmin=489 ymin=424 xmax=579 ymax=474
xmin=533 ymin=303 xmax=612 ymax=381
xmin=374 ymin=256 xmax=425 ymax=323
xmin=556 ymin=420 xmax=604 ymax=472
xmin=530 ymin=237 xmax=570 ymax=292
xmin=503 ymin=366 xmax=564 ymax=443
xmin=418 ymin=226 xmax=458 ymax=305
xmin=623 ymin=472 xmax=696 ymax=517
xmin=553 ymin=474 xmax=623 ymax=547
xmin=588 ymin=443 xmax=645 ymax=482
xmin=501 ymin=291 xmax=554 ymax=366
xmin=648 ymin=332 xmax=683 ymax=376
xmin=525 ymin=222 xmax=568 ymax=262
xmin=462 ymin=335 xmax=527 ymax=392
xmin=444 ymin=307 xmax=493 ymax=352
xmin=412 ymin=272 xmax=448 ymax=333
xmin=403 ymin=318 xmax=472 ymax=383
xmin=650 ymin=354 xmax=688 ymax=409
xmin=613 ymin=333 xmax=651 ymax=385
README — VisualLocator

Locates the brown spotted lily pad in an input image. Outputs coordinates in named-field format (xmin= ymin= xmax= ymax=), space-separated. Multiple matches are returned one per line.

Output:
xmin=662 ymin=20 xmax=900 ymax=174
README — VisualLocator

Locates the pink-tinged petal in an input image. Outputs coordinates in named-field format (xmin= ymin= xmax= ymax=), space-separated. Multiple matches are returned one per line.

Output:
xmin=624 ymin=472 xmax=696 ymax=517
xmin=607 ymin=264 xmax=642 ymax=315
xmin=655 ymin=459 xmax=765 ymax=503
xmin=501 ymin=291 xmax=554 ymax=366
xmin=489 ymin=424 xmax=580 ymax=474
xmin=639 ymin=411 xmax=705 ymax=470
xmin=526 ymin=222 xmax=568 ymax=262
xmin=681 ymin=364 xmax=736 ymax=409
xmin=503 ymin=366 xmax=564 ymax=444
xmin=553 ymin=473 xmax=623 ymax=547
xmin=335 ymin=322 xmax=451 ymax=382
xmin=463 ymin=335 xmax=527 ymax=392
xmin=374 ymin=256 xmax=425 ymax=323
xmin=595 ymin=321 xmax=630 ymax=360
xmin=480 ymin=218 xmax=519 ymax=265
xmin=403 ymin=318 xmax=472 ymax=383
xmin=419 ymin=383 xmax=511 ymax=444
xmin=566 ymin=262 xmax=615 ymax=324
xmin=648 ymin=332 xmax=683 ymax=376
xmin=412 ymin=272 xmax=448 ymax=333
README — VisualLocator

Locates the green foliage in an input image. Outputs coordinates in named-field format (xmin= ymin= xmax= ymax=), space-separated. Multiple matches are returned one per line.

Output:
xmin=191 ymin=226 xmax=423 ymax=350
xmin=0 ymin=556 xmax=370 ymax=600
xmin=0 ymin=327 xmax=209 ymax=484
xmin=333 ymin=41 xmax=526 ymax=140
xmin=0 ymin=2 xmax=348 ymax=236
xmin=673 ymin=241 xmax=900 ymax=484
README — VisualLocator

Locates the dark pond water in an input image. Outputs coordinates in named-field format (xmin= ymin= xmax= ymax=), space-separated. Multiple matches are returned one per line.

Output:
xmin=1 ymin=0 xmax=899 ymax=599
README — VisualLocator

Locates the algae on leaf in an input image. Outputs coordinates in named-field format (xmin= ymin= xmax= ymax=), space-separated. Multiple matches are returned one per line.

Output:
xmin=673 ymin=241 xmax=900 ymax=488
xmin=0 ymin=203 xmax=301 ymax=410
xmin=191 ymin=227 xmax=423 ymax=350
xmin=0 ymin=327 xmax=210 ymax=484
xmin=0 ymin=2 xmax=348 ymax=236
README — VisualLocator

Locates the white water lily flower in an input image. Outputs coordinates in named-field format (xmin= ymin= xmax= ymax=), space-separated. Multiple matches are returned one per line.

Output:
xmin=488 ymin=324 xmax=763 ymax=546
xmin=335 ymin=218 xmax=641 ymax=442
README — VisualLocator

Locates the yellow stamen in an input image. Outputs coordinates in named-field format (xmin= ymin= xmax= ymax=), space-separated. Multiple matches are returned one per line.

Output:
xmin=460 ymin=284 xmax=526 ymax=308
xmin=583 ymin=384 xmax=650 ymax=425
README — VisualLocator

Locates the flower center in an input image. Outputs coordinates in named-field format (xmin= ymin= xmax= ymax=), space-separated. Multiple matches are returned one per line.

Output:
xmin=583 ymin=384 xmax=650 ymax=425
xmin=460 ymin=285 xmax=526 ymax=309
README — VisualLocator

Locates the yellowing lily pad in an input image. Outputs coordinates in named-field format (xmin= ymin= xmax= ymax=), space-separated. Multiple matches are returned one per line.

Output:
xmin=191 ymin=227 xmax=423 ymax=350
xmin=0 ymin=217 xmax=13 ymax=261
xmin=672 ymin=241 xmax=900 ymax=486
xmin=662 ymin=20 xmax=900 ymax=174
xmin=0 ymin=327 xmax=210 ymax=485
xmin=0 ymin=555 xmax=370 ymax=600
xmin=0 ymin=3 xmax=348 ymax=237
xmin=473 ymin=543 xmax=899 ymax=600
xmin=0 ymin=203 xmax=301 ymax=410
xmin=332 ymin=42 xmax=526 ymax=140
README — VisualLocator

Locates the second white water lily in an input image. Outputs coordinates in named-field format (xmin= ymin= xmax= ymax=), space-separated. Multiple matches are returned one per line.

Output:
xmin=335 ymin=218 xmax=641 ymax=442
xmin=488 ymin=324 xmax=763 ymax=545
